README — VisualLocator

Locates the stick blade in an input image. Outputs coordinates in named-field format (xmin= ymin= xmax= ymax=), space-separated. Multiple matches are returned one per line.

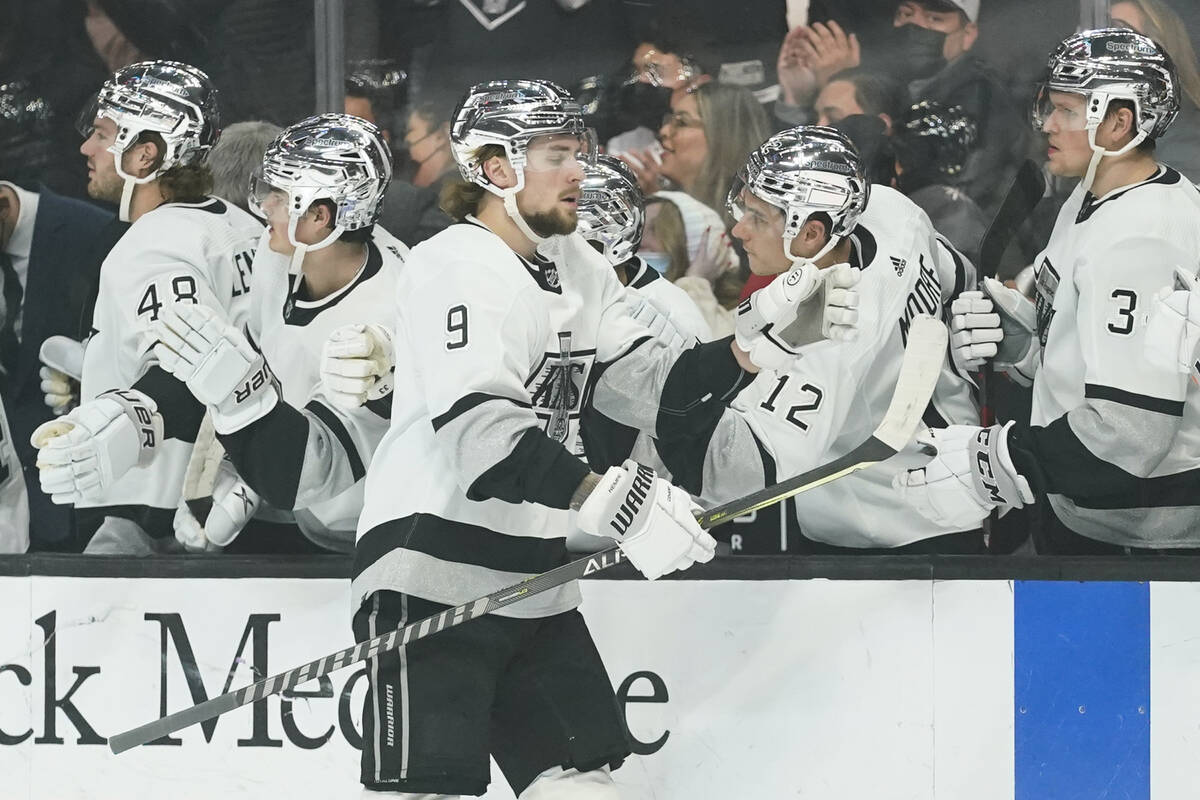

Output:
xmin=872 ymin=315 xmax=948 ymax=452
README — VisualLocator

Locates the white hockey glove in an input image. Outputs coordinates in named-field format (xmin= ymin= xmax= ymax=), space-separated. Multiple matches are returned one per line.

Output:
xmin=735 ymin=262 xmax=859 ymax=371
xmin=576 ymin=460 xmax=716 ymax=580
xmin=1145 ymin=266 xmax=1200 ymax=374
xmin=151 ymin=303 xmax=278 ymax=434
xmin=174 ymin=459 xmax=261 ymax=552
xmin=893 ymin=421 xmax=1035 ymax=530
xmin=981 ymin=277 xmax=1039 ymax=387
xmin=949 ymin=291 xmax=1002 ymax=371
xmin=628 ymin=294 xmax=690 ymax=351
xmin=320 ymin=323 xmax=395 ymax=410
xmin=38 ymin=336 xmax=85 ymax=416
xmin=31 ymin=389 xmax=163 ymax=504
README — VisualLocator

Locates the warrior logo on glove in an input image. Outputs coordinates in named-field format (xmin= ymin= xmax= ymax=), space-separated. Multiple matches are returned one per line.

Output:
xmin=611 ymin=464 xmax=654 ymax=536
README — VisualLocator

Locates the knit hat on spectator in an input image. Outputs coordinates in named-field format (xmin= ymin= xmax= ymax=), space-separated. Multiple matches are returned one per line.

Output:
xmin=652 ymin=191 xmax=740 ymax=276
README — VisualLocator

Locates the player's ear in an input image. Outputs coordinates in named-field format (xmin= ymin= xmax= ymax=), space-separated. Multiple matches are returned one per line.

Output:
xmin=481 ymin=154 xmax=517 ymax=190
xmin=127 ymin=137 xmax=161 ymax=176
xmin=308 ymin=201 xmax=334 ymax=228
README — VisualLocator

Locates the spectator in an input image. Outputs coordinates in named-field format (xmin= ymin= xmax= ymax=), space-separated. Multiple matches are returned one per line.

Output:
xmin=208 ymin=121 xmax=282 ymax=213
xmin=1109 ymin=0 xmax=1200 ymax=182
xmin=831 ymin=113 xmax=896 ymax=185
xmin=375 ymin=103 xmax=456 ymax=247
xmin=0 ymin=178 xmax=121 ymax=551
xmin=891 ymin=101 xmax=987 ymax=265
xmin=884 ymin=0 xmax=1029 ymax=214
xmin=345 ymin=60 xmax=408 ymax=143
xmin=398 ymin=101 xmax=455 ymax=189
xmin=814 ymin=68 xmax=908 ymax=130
xmin=656 ymin=83 xmax=772 ymax=229
xmin=642 ymin=191 xmax=741 ymax=336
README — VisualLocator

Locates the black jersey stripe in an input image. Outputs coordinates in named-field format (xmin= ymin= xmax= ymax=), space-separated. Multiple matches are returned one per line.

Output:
xmin=353 ymin=514 xmax=570 ymax=580
xmin=431 ymin=392 xmax=532 ymax=432
xmin=306 ymin=399 xmax=366 ymax=481
xmin=1084 ymin=384 xmax=1184 ymax=417
xmin=284 ymin=240 xmax=384 ymax=326
xmin=76 ymin=504 xmax=176 ymax=541
xmin=1069 ymin=466 xmax=1200 ymax=510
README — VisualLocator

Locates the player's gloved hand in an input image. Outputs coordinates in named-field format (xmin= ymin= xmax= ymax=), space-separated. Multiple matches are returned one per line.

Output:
xmin=628 ymin=294 xmax=691 ymax=351
xmin=893 ymin=421 xmax=1035 ymax=529
xmin=981 ymin=277 xmax=1039 ymax=387
xmin=38 ymin=336 xmax=86 ymax=416
xmin=320 ymin=323 xmax=395 ymax=410
xmin=151 ymin=303 xmax=278 ymax=434
xmin=949 ymin=291 xmax=1003 ymax=371
xmin=576 ymin=460 xmax=716 ymax=580
xmin=31 ymin=389 xmax=163 ymax=504
xmin=735 ymin=262 xmax=860 ymax=371
xmin=1145 ymin=266 xmax=1200 ymax=374
xmin=174 ymin=459 xmax=261 ymax=552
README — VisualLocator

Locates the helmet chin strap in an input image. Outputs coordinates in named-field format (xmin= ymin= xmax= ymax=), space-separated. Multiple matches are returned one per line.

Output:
xmin=1081 ymin=121 xmax=1148 ymax=194
xmin=111 ymin=136 xmax=172 ymax=222
xmin=286 ymin=215 xmax=345 ymax=275
xmin=783 ymin=233 xmax=841 ymax=270
xmin=503 ymin=189 xmax=550 ymax=247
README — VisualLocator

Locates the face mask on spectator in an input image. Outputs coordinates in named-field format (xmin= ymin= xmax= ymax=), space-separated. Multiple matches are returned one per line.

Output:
xmin=639 ymin=251 xmax=671 ymax=274
xmin=893 ymin=24 xmax=949 ymax=81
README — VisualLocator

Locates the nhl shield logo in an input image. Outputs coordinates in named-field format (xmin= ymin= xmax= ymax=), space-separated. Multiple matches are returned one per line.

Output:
xmin=544 ymin=263 xmax=561 ymax=289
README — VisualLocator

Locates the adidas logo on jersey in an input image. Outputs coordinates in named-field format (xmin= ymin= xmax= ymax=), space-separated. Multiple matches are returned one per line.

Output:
xmin=891 ymin=256 xmax=907 ymax=276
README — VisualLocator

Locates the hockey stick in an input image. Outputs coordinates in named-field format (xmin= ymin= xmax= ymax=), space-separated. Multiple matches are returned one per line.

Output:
xmin=975 ymin=160 xmax=1046 ymax=426
xmin=107 ymin=317 xmax=948 ymax=755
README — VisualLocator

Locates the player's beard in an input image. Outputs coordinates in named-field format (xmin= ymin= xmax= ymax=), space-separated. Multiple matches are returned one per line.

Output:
xmin=87 ymin=165 xmax=125 ymax=205
xmin=523 ymin=206 xmax=577 ymax=238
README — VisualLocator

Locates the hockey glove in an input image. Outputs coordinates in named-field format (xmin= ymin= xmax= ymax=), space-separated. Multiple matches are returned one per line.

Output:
xmin=174 ymin=459 xmax=261 ymax=551
xmin=1145 ymin=266 xmax=1200 ymax=374
xmin=576 ymin=460 xmax=716 ymax=580
xmin=151 ymin=303 xmax=278 ymax=434
xmin=735 ymin=262 xmax=859 ymax=371
xmin=948 ymin=291 xmax=1003 ymax=371
xmin=893 ymin=421 xmax=1035 ymax=530
xmin=31 ymin=389 xmax=163 ymax=504
xmin=38 ymin=336 xmax=85 ymax=416
xmin=628 ymin=294 xmax=692 ymax=351
xmin=320 ymin=323 xmax=396 ymax=410
xmin=981 ymin=277 xmax=1039 ymax=387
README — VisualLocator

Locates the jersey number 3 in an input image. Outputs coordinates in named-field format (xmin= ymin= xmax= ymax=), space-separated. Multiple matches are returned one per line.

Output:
xmin=1107 ymin=289 xmax=1138 ymax=336
xmin=137 ymin=276 xmax=199 ymax=321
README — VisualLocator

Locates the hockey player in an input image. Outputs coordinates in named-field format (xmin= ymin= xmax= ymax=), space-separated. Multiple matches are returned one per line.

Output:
xmin=344 ymin=79 xmax=857 ymax=798
xmin=650 ymin=125 xmax=981 ymax=551
xmin=149 ymin=113 xmax=405 ymax=554
xmin=577 ymin=154 xmax=712 ymax=347
xmin=899 ymin=29 xmax=1200 ymax=553
xmin=30 ymin=61 xmax=262 ymax=554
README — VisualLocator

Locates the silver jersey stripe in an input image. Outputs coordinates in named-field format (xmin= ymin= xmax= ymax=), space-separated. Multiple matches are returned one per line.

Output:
xmin=352 ymin=547 xmax=582 ymax=620
xmin=368 ymin=595 xmax=382 ymax=784
xmin=398 ymin=594 xmax=411 ymax=781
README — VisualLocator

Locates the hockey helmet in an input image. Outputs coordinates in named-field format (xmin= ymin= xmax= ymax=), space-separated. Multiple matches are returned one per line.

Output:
xmin=1033 ymin=28 xmax=1179 ymax=187
xmin=727 ymin=125 xmax=869 ymax=266
xmin=892 ymin=100 xmax=978 ymax=186
xmin=577 ymin=155 xmax=645 ymax=266
xmin=450 ymin=79 xmax=596 ymax=243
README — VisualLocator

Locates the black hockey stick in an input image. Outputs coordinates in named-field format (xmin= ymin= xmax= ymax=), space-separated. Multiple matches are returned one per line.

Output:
xmin=107 ymin=317 xmax=948 ymax=755
xmin=979 ymin=159 xmax=1046 ymax=280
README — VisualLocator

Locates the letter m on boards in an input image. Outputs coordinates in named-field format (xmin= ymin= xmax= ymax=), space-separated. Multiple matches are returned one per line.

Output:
xmin=144 ymin=613 xmax=282 ymax=746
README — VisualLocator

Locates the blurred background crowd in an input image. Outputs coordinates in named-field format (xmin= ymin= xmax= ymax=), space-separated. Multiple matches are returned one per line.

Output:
xmin=3 ymin=0 xmax=1200 ymax=554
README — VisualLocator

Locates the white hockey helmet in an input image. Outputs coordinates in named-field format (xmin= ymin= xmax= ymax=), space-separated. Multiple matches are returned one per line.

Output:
xmin=577 ymin=155 xmax=645 ymax=266
xmin=727 ymin=125 xmax=869 ymax=267
xmin=450 ymin=79 xmax=596 ymax=243
xmin=1033 ymin=28 xmax=1180 ymax=189
xmin=80 ymin=60 xmax=220 ymax=220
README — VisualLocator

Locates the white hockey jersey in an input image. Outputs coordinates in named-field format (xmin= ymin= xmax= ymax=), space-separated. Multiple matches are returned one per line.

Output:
xmin=354 ymin=217 xmax=754 ymax=617
xmin=624 ymin=257 xmax=714 ymax=344
xmin=241 ymin=227 xmax=406 ymax=551
xmin=1022 ymin=165 xmax=1200 ymax=546
xmin=0 ymin=398 xmax=29 ymax=553
xmin=666 ymin=186 xmax=979 ymax=547
xmin=78 ymin=197 xmax=261 ymax=534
